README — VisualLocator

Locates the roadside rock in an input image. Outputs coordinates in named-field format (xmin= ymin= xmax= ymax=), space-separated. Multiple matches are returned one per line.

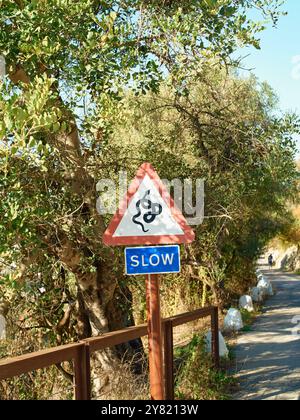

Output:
xmin=251 ymin=287 xmax=264 ymax=303
xmin=257 ymin=278 xmax=273 ymax=297
xmin=239 ymin=295 xmax=254 ymax=312
xmin=224 ymin=308 xmax=244 ymax=332
xmin=205 ymin=330 xmax=229 ymax=358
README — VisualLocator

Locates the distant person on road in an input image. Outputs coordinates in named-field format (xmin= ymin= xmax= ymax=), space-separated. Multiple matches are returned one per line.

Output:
xmin=268 ymin=254 xmax=274 ymax=270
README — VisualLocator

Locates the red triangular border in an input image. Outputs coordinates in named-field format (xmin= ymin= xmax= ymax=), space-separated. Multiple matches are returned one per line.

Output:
xmin=102 ymin=162 xmax=195 ymax=246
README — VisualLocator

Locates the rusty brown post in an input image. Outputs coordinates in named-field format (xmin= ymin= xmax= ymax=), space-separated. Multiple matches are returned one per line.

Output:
xmin=146 ymin=274 xmax=164 ymax=400
xmin=211 ymin=306 xmax=220 ymax=369
xmin=84 ymin=343 xmax=91 ymax=400
xmin=163 ymin=320 xmax=174 ymax=400
xmin=74 ymin=343 xmax=91 ymax=400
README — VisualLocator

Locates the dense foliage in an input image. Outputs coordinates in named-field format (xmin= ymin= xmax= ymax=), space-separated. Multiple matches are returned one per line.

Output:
xmin=109 ymin=69 xmax=298 ymax=307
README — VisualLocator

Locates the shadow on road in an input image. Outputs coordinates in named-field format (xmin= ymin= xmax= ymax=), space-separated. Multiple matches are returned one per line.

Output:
xmin=233 ymin=268 xmax=300 ymax=400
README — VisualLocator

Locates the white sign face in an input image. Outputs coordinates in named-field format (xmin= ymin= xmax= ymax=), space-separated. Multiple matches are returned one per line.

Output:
xmin=103 ymin=162 xmax=195 ymax=246
xmin=113 ymin=175 xmax=184 ymax=238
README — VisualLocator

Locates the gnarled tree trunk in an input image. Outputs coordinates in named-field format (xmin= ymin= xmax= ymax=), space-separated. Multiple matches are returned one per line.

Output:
xmin=8 ymin=65 xmax=134 ymax=398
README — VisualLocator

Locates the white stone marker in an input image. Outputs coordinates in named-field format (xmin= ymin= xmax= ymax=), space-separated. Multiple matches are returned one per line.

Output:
xmin=251 ymin=287 xmax=264 ymax=303
xmin=257 ymin=278 xmax=273 ymax=297
xmin=224 ymin=308 xmax=244 ymax=332
xmin=239 ymin=295 xmax=254 ymax=312
xmin=205 ymin=330 xmax=229 ymax=358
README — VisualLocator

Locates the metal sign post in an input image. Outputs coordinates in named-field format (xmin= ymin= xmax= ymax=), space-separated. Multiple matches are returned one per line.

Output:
xmin=145 ymin=274 xmax=164 ymax=400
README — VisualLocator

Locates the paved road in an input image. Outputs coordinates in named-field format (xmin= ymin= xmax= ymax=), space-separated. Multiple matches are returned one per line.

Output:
xmin=233 ymin=267 xmax=300 ymax=400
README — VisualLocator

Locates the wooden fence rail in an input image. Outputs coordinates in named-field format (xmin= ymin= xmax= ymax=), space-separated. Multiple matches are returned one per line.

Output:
xmin=0 ymin=306 xmax=219 ymax=400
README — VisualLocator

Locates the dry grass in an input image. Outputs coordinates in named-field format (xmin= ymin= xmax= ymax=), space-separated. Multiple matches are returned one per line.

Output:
xmin=0 ymin=364 xmax=73 ymax=400
xmin=93 ymin=351 xmax=149 ymax=400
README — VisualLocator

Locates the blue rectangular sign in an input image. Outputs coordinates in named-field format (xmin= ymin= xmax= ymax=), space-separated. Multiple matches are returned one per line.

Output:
xmin=125 ymin=245 xmax=180 ymax=276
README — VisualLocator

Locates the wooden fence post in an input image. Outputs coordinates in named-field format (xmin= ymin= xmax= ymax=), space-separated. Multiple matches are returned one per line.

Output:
xmin=211 ymin=306 xmax=220 ymax=369
xmin=163 ymin=320 xmax=174 ymax=400
xmin=74 ymin=343 xmax=91 ymax=400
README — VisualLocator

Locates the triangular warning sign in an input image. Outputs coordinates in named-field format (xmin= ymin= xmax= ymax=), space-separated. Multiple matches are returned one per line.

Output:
xmin=102 ymin=163 xmax=195 ymax=246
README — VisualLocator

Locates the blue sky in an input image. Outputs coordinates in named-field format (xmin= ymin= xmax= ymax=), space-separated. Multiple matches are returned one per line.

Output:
xmin=238 ymin=0 xmax=300 ymax=155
